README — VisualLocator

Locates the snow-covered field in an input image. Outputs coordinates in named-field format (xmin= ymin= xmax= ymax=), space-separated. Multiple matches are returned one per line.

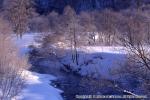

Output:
xmin=61 ymin=46 xmax=127 ymax=79
xmin=15 ymin=71 xmax=63 ymax=100
xmin=13 ymin=34 xmax=63 ymax=100
xmin=12 ymin=33 xmax=130 ymax=99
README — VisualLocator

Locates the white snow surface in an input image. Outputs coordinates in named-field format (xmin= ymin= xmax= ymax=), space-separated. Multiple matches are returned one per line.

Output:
xmin=12 ymin=33 xmax=128 ymax=99
xmin=13 ymin=33 xmax=40 ymax=56
xmin=12 ymin=33 xmax=63 ymax=100
xmin=15 ymin=71 xmax=63 ymax=100
xmin=62 ymin=46 xmax=127 ymax=79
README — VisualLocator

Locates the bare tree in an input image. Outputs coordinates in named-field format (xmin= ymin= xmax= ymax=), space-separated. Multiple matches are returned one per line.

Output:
xmin=79 ymin=11 xmax=97 ymax=45
xmin=3 ymin=0 xmax=33 ymax=37
xmin=62 ymin=6 xmax=81 ymax=65
xmin=100 ymin=10 xmax=119 ymax=45
xmin=0 ymin=17 xmax=28 ymax=99
xmin=30 ymin=15 xmax=50 ymax=33
xmin=120 ymin=12 xmax=150 ymax=71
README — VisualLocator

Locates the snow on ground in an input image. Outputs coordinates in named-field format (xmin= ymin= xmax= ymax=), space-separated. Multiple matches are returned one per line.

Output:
xmin=15 ymin=71 xmax=63 ymax=100
xmin=80 ymin=46 xmax=126 ymax=54
xmin=61 ymin=46 xmax=127 ymax=79
xmin=12 ymin=33 xmax=63 ymax=100
xmin=81 ymin=46 xmax=127 ymax=79
xmin=12 ymin=33 xmax=128 ymax=99
xmin=13 ymin=33 xmax=40 ymax=55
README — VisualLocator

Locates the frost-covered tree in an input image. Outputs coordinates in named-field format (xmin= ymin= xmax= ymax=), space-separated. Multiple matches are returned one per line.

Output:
xmin=120 ymin=12 xmax=150 ymax=71
xmin=0 ymin=17 xmax=28 ymax=99
xmin=62 ymin=6 xmax=81 ymax=65
xmin=3 ymin=0 xmax=33 ymax=37
xmin=79 ymin=11 xmax=97 ymax=45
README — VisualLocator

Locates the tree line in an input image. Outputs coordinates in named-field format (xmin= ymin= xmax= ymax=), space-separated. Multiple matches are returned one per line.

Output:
xmin=30 ymin=5 xmax=150 ymax=66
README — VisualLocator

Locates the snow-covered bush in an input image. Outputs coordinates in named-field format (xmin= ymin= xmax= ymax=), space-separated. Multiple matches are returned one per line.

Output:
xmin=0 ymin=34 xmax=28 ymax=99
xmin=0 ymin=18 xmax=28 ymax=99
